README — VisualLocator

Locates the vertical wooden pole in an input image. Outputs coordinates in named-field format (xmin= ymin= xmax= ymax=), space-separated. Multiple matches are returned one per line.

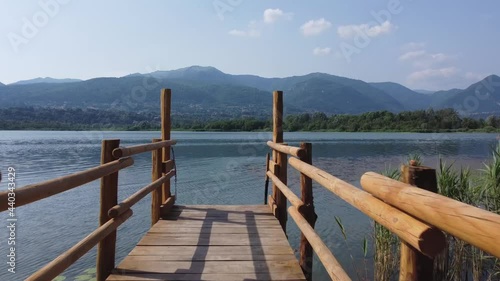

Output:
xmin=151 ymin=138 xmax=162 ymax=226
xmin=272 ymin=90 xmax=287 ymax=232
xmin=399 ymin=164 xmax=437 ymax=281
xmin=264 ymin=153 xmax=270 ymax=205
xmin=96 ymin=139 xmax=120 ymax=281
xmin=299 ymin=142 xmax=317 ymax=281
xmin=273 ymin=90 xmax=284 ymax=144
xmin=161 ymin=89 xmax=172 ymax=202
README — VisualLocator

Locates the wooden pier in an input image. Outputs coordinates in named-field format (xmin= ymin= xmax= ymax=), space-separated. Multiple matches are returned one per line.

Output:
xmin=1 ymin=88 xmax=500 ymax=281
xmin=108 ymin=205 xmax=306 ymax=281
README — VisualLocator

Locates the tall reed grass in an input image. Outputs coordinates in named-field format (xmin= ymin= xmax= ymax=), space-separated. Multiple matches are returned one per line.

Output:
xmin=373 ymin=144 xmax=500 ymax=280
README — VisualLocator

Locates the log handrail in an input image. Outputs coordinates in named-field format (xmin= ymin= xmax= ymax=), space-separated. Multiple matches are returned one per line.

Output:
xmin=288 ymin=157 xmax=446 ymax=258
xmin=361 ymin=171 xmax=500 ymax=258
xmin=289 ymin=207 xmax=351 ymax=281
xmin=112 ymin=139 xmax=177 ymax=158
xmin=267 ymin=141 xmax=305 ymax=158
xmin=108 ymin=170 xmax=176 ymax=218
xmin=0 ymin=157 xmax=134 ymax=212
xmin=266 ymin=171 xmax=304 ymax=209
xmin=26 ymin=209 xmax=133 ymax=281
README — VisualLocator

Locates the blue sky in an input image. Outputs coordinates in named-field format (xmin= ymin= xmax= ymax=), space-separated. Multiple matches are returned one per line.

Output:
xmin=1 ymin=0 xmax=499 ymax=90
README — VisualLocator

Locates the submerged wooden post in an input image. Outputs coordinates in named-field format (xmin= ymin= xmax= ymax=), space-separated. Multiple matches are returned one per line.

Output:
xmin=161 ymin=89 xmax=172 ymax=203
xmin=299 ymin=142 xmax=317 ymax=281
xmin=399 ymin=164 xmax=438 ymax=281
xmin=151 ymin=138 xmax=162 ymax=225
xmin=96 ymin=139 xmax=120 ymax=281
xmin=272 ymin=90 xmax=287 ymax=232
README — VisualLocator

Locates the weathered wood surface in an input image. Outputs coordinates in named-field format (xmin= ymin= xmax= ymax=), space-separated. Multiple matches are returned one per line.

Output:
xmin=97 ymin=139 xmax=121 ymax=281
xmin=107 ymin=205 xmax=306 ymax=281
xmin=361 ymin=171 xmax=500 ymax=258
xmin=289 ymin=157 xmax=446 ymax=258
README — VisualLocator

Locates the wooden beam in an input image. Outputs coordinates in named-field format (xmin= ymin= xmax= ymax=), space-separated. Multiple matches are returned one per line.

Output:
xmin=298 ymin=142 xmax=317 ymax=281
xmin=266 ymin=171 xmax=303 ymax=208
xmin=267 ymin=141 xmax=305 ymax=158
xmin=289 ymin=158 xmax=446 ymax=258
xmin=112 ymin=140 xmax=177 ymax=158
xmin=289 ymin=207 xmax=351 ymax=281
xmin=399 ymin=165 xmax=437 ymax=281
xmin=264 ymin=153 xmax=270 ymax=205
xmin=163 ymin=160 xmax=175 ymax=173
xmin=0 ymin=157 xmax=133 ymax=212
xmin=97 ymin=139 xmax=120 ymax=281
xmin=27 ymin=210 xmax=132 ymax=281
xmin=272 ymin=90 xmax=283 ymax=144
xmin=152 ymin=139 xmax=162 ymax=226
xmin=161 ymin=88 xmax=172 ymax=201
xmin=361 ymin=171 xmax=500 ymax=259
xmin=160 ymin=195 xmax=176 ymax=217
xmin=109 ymin=170 xmax=175 ymax=219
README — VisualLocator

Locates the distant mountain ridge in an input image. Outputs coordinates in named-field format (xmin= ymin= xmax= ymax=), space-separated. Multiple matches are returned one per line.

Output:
xmin=11 ymin=77 xmax=82 ymax=85
xmin=1 ymin=67 xmax=499 ymax=118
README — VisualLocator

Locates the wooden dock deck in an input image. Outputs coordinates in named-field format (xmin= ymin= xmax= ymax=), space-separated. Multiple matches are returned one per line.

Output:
xmin=107 ymin=205 xmax=306 ymax=281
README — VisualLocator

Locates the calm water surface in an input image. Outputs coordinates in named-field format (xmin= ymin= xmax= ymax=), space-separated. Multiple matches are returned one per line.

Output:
xmin=0 ymin=131 xmax=498 ymax=280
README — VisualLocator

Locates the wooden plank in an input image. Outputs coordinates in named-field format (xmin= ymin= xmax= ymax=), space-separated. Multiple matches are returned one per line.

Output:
xmin=153 ymin=219 xmax=280 ymax=225
xmin=123 ymin=254 xmax=297 ymax=262
xmin=162 ymin=212 xmax=276 ymax=220
xmin=106 ymin=204 xmax=306 ymax=281
xmin=115 ymin=260 xmax=304 ymax=274
xmin=171 ymin=205 xmax=271 ymax=212
xmin=148 ymin=227 xmax=284 ymax=234
xmin=108 ymin=272 xmax=305 ymax=281
xmin=161 ymin=217 xmax=280 ymax=223
xmin=137 ymin=235 xmax=290 ymax=246
xmin=129 ymin=245 xmax=294 ymax=256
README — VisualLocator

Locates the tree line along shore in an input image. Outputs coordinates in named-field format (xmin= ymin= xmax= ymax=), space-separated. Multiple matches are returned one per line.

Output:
xmin=2 ymin=107 xmax=500 ymax=132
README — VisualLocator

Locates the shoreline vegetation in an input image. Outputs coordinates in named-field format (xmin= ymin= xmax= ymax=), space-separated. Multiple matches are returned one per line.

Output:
xmin=2 ymin=107 xmax=500 ymax=133
xmin=375 ymin=149 xmax=500 ymax=280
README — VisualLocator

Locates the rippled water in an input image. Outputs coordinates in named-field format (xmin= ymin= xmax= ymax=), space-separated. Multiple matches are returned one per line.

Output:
xmin=0 ymin=131 xmax=498 ymax=280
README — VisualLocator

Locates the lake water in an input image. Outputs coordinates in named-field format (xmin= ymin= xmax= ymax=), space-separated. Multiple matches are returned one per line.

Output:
xmin=0 ymin=131 xmax=499 ymax=280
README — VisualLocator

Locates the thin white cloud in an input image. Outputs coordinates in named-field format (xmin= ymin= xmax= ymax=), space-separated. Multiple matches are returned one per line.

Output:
xmin=399 ymin=50 xmax=426 ymax=61
xmin=407 ymin=67 xmax=459 ymax=83
xmin=300 ymin=18 xmax=332 ymax=36
xmin=228 ymin=21 xmax=261 ymax=38
xmin=401 ymin=42 xmax=426 ymax=52
xmin=263 ymin=9 xmax=293 ymax=24
xmin=228 ymin=28 xmax=260 ymax=38
xmin=337 ymin=21 xmax=395 ymax=39
xmin=313 ymin=47 xmax=331 ymax=56
xmin=399 ymin=49 xmax=452 ymax=68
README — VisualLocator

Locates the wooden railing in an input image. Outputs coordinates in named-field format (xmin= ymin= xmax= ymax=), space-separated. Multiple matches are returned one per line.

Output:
xmin=0 ymin=89 xmax=176 ymax=281
xmin=266 ymin=90 xmax=500 ymax=281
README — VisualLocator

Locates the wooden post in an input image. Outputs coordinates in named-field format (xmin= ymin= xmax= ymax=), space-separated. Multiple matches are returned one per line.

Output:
xmin=272 ymin=90 xmax=287 ymax=232
xmin=264 ymin=153 xmax=270 ymax=205
xmin=151 ymin=138 xmax=162 ymax=225
xmin=161 ymin=89 xmax=172 ymax=202
xmin=298 ymin=142 xmax=317 ymax=281
xmin=399 ymin=164 xmax=437 ymax=281
xmin=96 ymin=139 xmax=120 ymax=281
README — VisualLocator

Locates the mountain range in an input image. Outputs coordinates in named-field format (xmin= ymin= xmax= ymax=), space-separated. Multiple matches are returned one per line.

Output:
xmin=1 ymin=66 xmax=499 ymax=118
